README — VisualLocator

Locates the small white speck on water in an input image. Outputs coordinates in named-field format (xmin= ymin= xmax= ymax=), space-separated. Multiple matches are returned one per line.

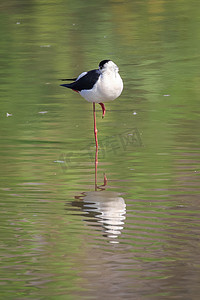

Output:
xmin=7 ymin=113 xmax=12 ymax=117
xmin=163 ymin=94 xmax=170 ymax=97
xmin=133 ymin=112 xmax=137 ymax=115
xmin=40 ymin=45 xmax=51 ymax=48
xmin=38 ymin=111 xmax=48 ymax=114
xmin=16 ymin=22 xmax=20 ymax=25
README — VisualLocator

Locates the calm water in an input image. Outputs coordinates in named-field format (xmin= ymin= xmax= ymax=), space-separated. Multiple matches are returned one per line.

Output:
xmin=0 ymin=1 xmax=200 ymax=299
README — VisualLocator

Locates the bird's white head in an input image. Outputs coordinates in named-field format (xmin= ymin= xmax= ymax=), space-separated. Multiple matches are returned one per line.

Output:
xmin=99 ymin=60 xmax=119 ymax=74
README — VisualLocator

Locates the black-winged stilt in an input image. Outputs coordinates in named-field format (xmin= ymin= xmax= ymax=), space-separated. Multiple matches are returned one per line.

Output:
xmin=60 ymin=60 xmax=123 ymax=149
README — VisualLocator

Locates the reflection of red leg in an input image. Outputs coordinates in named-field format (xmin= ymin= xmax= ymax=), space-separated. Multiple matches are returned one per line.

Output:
xmin=95 ymin=151 xmax=107 ymax=191
xmin=96 ymin=173 xmax=107 ymax=191
xmin=95 ymin=147 xmax=98 ymax=191
xmin=103 ymin=173 xmax=107 ymax=186
xmin=99 ymin=103 xmax=105 ymax=118
xmin=93 ymin=103 xmax=98 ymax=149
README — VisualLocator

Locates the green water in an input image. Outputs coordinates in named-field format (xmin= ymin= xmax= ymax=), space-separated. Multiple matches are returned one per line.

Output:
xmin=0 ymin=1 xmax=200 ymax=299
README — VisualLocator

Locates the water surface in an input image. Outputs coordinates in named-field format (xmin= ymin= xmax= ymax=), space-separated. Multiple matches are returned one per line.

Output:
xmin=0 ymin=1 xmax=200 ymax=299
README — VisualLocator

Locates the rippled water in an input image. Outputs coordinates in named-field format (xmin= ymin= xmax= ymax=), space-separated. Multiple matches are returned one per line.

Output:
xmin=0 ymin=1 xmax=200 ymax=299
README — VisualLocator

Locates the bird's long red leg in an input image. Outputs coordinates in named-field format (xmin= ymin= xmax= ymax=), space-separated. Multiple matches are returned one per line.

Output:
xmin=93 ymin=102 xmax=98 ymax=149
xmin=99 ymin=103 xmax=105 ymax=118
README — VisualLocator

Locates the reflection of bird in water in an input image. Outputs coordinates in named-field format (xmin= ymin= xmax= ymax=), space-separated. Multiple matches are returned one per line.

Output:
xmin=70 ymin=153 xmax=126 ymax=242
xmin=73 ymin=191 xmax=126 ymax=242
xmin=60 ymin=60 xmax=123 ymax=148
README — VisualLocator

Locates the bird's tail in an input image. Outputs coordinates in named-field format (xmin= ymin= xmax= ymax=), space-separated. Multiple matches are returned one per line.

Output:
xmin=60 ymin=83 xmax=71 ymax=88
xmin=60 ymin=83 xmax=78 ymax=93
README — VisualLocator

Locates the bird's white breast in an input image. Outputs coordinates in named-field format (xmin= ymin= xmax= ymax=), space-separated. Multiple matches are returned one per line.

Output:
xmin=80 ymin=70 xmax=123 ymax=103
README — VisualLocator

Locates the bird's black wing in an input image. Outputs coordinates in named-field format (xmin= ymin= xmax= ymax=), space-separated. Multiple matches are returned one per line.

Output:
xmin=60 ymin=78 xmax=77 ymax=81
xmin=60 ymin=69 xmax=100 ymax=91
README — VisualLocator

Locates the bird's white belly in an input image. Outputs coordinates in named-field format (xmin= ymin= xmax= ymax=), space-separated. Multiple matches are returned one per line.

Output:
xmin=80 ymin=73 xmax=123 ymax=103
